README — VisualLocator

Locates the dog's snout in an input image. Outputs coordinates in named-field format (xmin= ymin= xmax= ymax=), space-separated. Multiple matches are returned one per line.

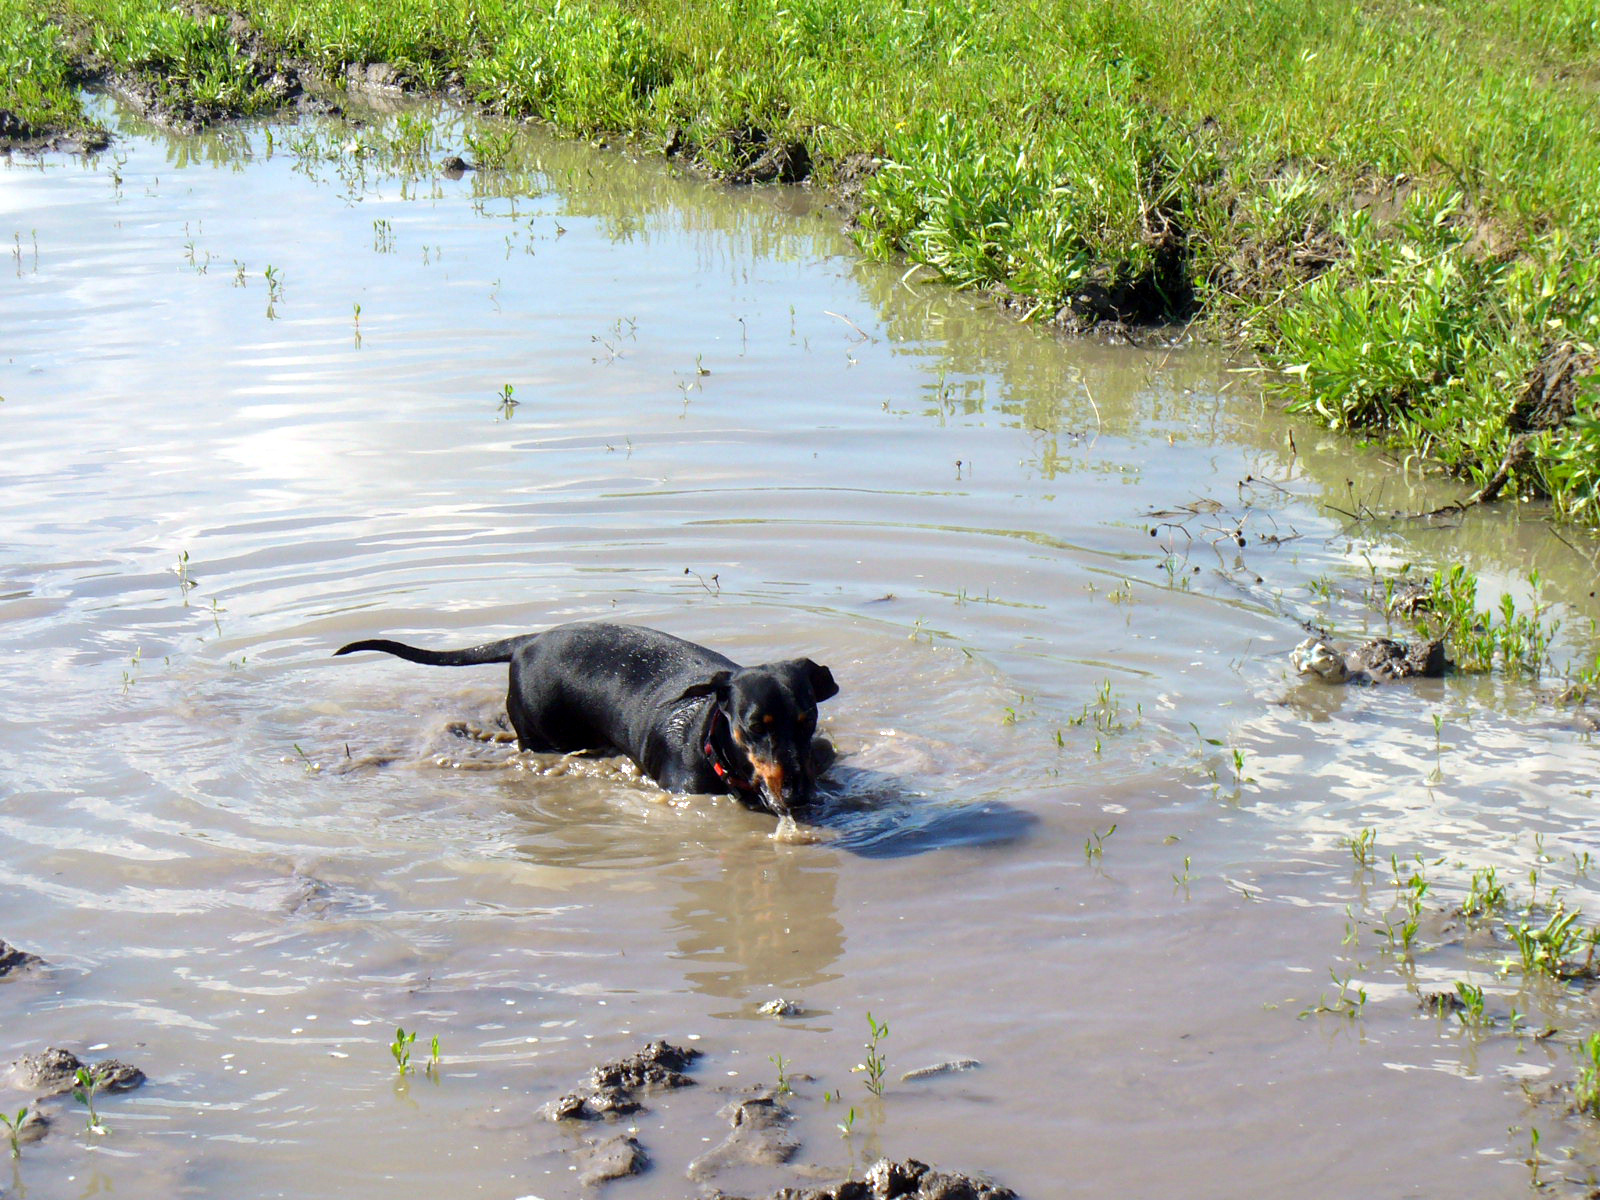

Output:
xmin=750 ymin=757 xmax=788 ymax=810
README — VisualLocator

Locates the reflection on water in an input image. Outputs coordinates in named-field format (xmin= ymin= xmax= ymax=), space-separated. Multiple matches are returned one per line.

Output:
xmin=670 ymin=843 xmax=845 ymax=1001
xmin=2 ymin=92 xmax=1600 ymax=1200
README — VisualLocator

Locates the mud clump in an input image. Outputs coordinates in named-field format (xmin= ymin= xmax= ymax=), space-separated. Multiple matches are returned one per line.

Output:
xmin=539 ymin=1042 xmax=1011 ymax=1197
xmin=7 ymin=1107 xmax=49 ymax=1145
xmin=688 ymin=1087 xmax=800 ymax=1180
xmin=826 ymin=151 xmax=882 ymax=221
xmin=577 ymin=1133 xmax=649 ymax=1185
xmin=757 ymin=997 xmax=804 ymax=1018
xmin=0 ymin=939 xmax=45 ymax=977
xmin=900 ymin=1058 xmax=981 ymax=1082
xmin=344 ymin=61 xmax=408 ymax=93
xmin=0 ymin=109 xmax=110 ymax=156
xmin=1471 ymin=339 xmax=1600 ymax=504
xmin=7 ymin=1048 xmax=147 ymax=1097
xmin=741 ymin=1157 xmax=1018 ymax=1200
xmin=1291 ymin=635 xmax=1448 ymax=684
xmin=705 ymin=125 xmax=813 ymax=185
xmin=0 ymin=110 xmax=34 ymax=142
xmin=539 ymin=1039 xmax=700 ymax=1122
xmin=538 ymin=1085 xmax=641 ymax=1121
xmin=1508 ymin=341 xmax=1594 ymax=437
xmin=8 ymin=1048 xmax=89 ymax=1095
xmin=590 ymin=1039 xmax=699 ymax=1091
xmin=1420 ymin=990 xmax=1466 ymax=1015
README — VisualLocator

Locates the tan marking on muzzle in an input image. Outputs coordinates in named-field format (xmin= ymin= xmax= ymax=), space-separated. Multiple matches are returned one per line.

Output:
xmin=730 ymin=724 xmax=788 ymax=808
xmin=750 ymin=757 xmax=786 ymax=803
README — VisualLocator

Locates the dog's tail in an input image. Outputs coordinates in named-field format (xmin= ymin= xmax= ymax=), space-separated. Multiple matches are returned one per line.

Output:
xmin=333 ymin=635 xmax=529 ymax=667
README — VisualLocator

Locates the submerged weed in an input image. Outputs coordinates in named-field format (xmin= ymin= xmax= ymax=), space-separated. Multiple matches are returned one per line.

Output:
xmin=1453 ymin=981 xmax=1486 ymax=1027
xmin=497 ymin=382 xmax=519 ymax=418
xmin=1576 ymin=1032 xmax=1600 ymax=1119
xmin=1065 ymin=679 xmax=1138 ymax=735
xmin=465 ymin=127 xmax=517 ymax=168
xmin=1301 ymin=969 xmax=1367 ymax=1020
xmin=390 ymin=1027 xmax=417 ymax=1075
xmin=769 ymin=1053 xmax=792 ymax=1095
xmin=1507 ymin=908 xmax=1585 ymax=979
xmin=121 ymin=646 xmax=142 ymax=694
xmin=1083 ymin=823 xmax=1117 ymax=864
xmin=1349 ymin=828 xmax=1377 ymax=870
xmin=1462 ymin=867 xmax=1508 ymax=920
xmin=72 ymin=1067 xmax=105 ymax=1135
xmin=1414 ymin=565 xmax=1559 ymax=677
xmin=0 ymin=1107 xmax=31 ymax=1159
xmin=853 ymin=1012 xmax=889 ymax=1097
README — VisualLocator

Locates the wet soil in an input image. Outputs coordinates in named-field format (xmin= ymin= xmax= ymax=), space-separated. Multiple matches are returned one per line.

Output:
xmin=577 ymin=1133 xmax=650 ymax=1185
xmin=738 ymin=1157 xmax=1018 ymax=1200
xmin=0 ymin=106 xmax=110 ymax=155
xmin=899 ymin=1059 xmax=981 ymax=1082
xmin=6 ymin=1048 xmax=147 ymax=1097
xmin=540 ymin=1039 xmax=700 ymax=1121
xmin=0 ymin=939 xmax=44 ymax=977
xmin=1470 ymin=340 xmax=1600 ymax=504
xmin=1291 ymin=634 xmax=1450 ymax=684
xmin=546 ymin=1042 xmax=1007 ymax=1194
xmin=689 ymin=1088 xmax=802 ymax=1180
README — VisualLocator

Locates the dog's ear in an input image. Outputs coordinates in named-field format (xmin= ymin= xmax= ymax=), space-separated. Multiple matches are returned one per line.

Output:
xmin=675 ymin=670 xmax=732 ymax=704
xmin=804 ymin=660 xmax=839 ymax=703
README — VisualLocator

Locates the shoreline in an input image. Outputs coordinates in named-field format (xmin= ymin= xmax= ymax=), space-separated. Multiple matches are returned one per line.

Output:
xmin=3 ymin=0 xmax=1597 ymax=524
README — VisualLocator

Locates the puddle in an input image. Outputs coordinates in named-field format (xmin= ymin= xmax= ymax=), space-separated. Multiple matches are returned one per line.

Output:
xmin=3 ymin=95 xmax=1600 ymax=1198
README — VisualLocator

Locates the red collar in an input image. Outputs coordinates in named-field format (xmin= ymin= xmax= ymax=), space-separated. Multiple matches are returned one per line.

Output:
xmin=704 ymin=709 xmax=757 ymax=794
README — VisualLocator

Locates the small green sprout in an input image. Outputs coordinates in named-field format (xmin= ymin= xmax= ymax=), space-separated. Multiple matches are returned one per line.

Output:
xmin=853 ymin=1012 xmax=889 ymax=1097
xmin=0 ymin=1107 xmax=32 ymax=1158
xmin=391 ymin=1027 xmax=417 ymax=1075
xmin=1454 ymin=981 xmax=1486 ymax=1026
xmin=1348 ymin=828 xmax=1377 ymax=869
xmin=1084 ymin=823 xmax=1117 ymax=864
xmin=1575 ymin=1032 xmax=1600 ymax=1117
xmin=72 ymin=1067 xmax=105 ymax=1134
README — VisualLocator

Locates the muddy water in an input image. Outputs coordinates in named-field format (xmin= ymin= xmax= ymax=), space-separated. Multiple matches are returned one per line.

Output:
xmin=3 ymin=96 xmax=1600 ymax=1199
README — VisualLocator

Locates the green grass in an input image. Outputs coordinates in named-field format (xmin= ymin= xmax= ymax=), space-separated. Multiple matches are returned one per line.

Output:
xmin=68 ymin=0 xmax=280 ymax=122
xmin=1578 ymin=1031 xmax=1600 ymax=1119
xmin=0 ymin=5 xmax=88 ymax=133
xmin=4 ymin=0 xmax=1598 ymax=521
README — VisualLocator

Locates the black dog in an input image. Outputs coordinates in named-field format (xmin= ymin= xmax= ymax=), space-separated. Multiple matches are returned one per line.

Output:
xmin=335 ymin=623 xmax=838 ymax=816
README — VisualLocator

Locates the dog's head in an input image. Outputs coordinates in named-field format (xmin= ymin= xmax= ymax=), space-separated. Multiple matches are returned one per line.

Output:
xmin=678 ymin=659 xmax=838 ymax=815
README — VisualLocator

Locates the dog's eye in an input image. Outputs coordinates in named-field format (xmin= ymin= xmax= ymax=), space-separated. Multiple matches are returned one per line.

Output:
xmin=798 ymin=712 xmax=813 ymax=725
xmin=762 ymin=713 xmax=776 ymax=726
